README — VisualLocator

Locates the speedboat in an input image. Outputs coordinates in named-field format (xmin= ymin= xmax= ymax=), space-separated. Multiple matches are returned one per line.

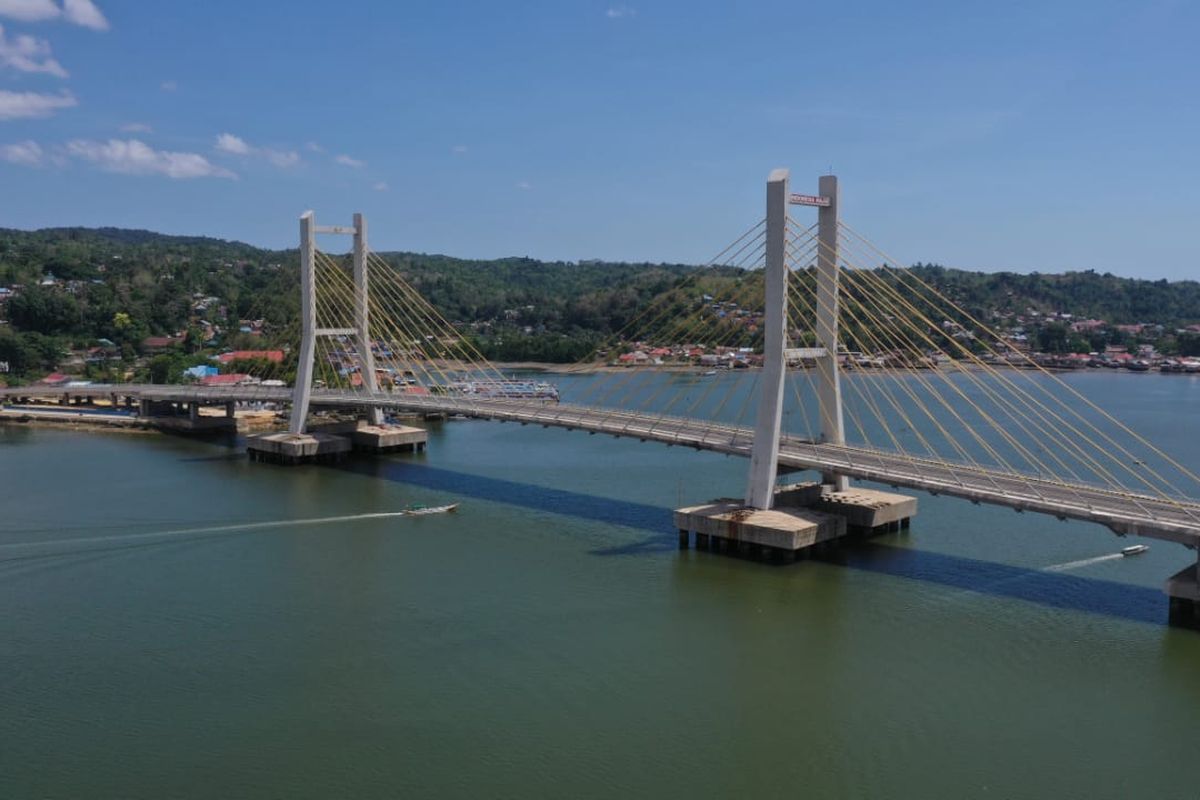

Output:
xmin=702 ymin=370 xmax=717 ymax=377
xmin=1121 ymin=544 xmax=1149 ymax=556
xmin=402 ymin=503 xmax=459 ymax=516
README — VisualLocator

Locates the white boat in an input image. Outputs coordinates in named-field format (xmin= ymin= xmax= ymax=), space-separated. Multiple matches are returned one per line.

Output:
xmin=702 ymin=370 xmax=717 ymax=376
xmin=402 ymin=503 xmax=459 ymax=516
xmin=1121 ymin=544 xmax=1149 ymax=556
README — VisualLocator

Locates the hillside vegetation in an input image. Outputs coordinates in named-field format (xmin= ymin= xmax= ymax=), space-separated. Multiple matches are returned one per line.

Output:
xmin=0 ymin=227 xmax=1197 ymax=381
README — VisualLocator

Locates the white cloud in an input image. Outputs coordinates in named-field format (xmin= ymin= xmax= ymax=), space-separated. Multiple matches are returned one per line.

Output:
xmin=120 ymin=121 xmax=152 ymax=133
xmin=515 ymin=180 xmax=532 ymax=190
xmin=214 ymin=132 xmax=300 ymax=168
xmin=0 ymin=24 xmax=68 ymax=77
xmin=373 ymin=181 xmax=388 ymax=192
xmin=605 ymin=5 xmax=635 ymax=18
xmin=0 ymin=0 xmax=60 ymax=23
xmin=214 ymin=132 xmax=250 ymax=155
xmin=305 ymin=141 xmax=323 ymax=153
xmin=160 ymin=79 xmax=177 ymax=92
xmin=67 ymin=138 xmax=236 ymax=179
xmin=0 ymin=138 xmax=41 ymax=165
xmin=451 ymin=144 xmax=468 ymax=154
xmin=62 ymin=0 xmax=106 ymax=30
xmin=334 ymin=153 xmax=364 ymax=168
xmin=264 ymin=148 xmax=299 ymax=167
xmin=0 ymin=88 xmax=74 ymax=119
xmin=0 ymin=0 xmax=108 ymax=29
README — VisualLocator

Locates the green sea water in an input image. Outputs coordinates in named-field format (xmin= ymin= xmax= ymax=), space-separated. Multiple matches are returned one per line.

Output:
xmin=2 ymin=370 xmax=1199 ymax=799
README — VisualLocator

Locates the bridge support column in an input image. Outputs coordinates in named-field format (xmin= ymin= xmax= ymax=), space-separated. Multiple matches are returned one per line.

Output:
xmin=1166 ymin=552 xmax=1200 ymax=630
xmin=744 ymin=169 xmax=789 ymax=510
xmin=289 ymin=211 xmax=317 ymax=434
xmin=815 ymin=175 xmax=849 ymax=492
xmin=354 ymin=213 xmax=384 ymax=425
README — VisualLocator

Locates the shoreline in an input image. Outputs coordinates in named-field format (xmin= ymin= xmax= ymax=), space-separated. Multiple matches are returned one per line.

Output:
xmin=490 ymin=360 xmax=1195 ymax=377
xmin=0 ymin=407 xmax=281 ymax=436
xmin=0 ymin=410 xmax=160 ymax=435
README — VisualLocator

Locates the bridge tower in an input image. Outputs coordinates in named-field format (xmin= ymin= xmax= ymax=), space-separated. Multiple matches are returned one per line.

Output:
xmin=744 ymin=171 xmax=848 ymax=509
xmin=744 ymin=170 xmax=791 ymax=509
xmin=813 ymin=175 xmax=849 ymax=491
xmin=290 ymin=211 xmax=382 ymax=435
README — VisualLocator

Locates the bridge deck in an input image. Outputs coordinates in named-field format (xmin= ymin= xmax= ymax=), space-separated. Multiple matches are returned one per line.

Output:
xmin=5 ymin=383 xmax=1200 ymax=547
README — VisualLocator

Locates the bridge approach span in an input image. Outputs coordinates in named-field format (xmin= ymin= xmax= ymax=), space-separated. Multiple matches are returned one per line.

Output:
xmin=7 ymin=382 xmax=1197 ymax=548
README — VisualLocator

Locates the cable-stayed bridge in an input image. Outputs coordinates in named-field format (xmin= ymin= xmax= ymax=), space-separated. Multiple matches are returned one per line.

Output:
xmin=4 ymin=170 xmax=1199 ymax=626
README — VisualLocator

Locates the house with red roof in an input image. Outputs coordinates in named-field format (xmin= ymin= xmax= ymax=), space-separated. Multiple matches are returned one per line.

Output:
xmin=215 ymin=350 xmax=284 ymax=364
xmin=142 ymin=335 xmax=183 ymax=352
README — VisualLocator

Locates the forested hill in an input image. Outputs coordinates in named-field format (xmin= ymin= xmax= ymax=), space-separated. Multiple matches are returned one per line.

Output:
xmin=0 ymin=226 xmax=1198 ymax=379
xmin=0 ymin=226 xmax=700 ymax=374
xmin=909 ymin=263 xmax=1200 ymax=326
xmin=0 ymin=225 xmax=696 ymax=335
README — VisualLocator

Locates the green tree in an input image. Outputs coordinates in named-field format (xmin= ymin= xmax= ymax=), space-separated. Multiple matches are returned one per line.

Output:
xmin=1037 ymin=323 xmax=1069 ymax=354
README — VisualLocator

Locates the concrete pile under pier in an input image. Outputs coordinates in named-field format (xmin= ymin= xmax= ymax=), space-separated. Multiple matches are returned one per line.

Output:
xmin=247 ymin=421 xmax=427 ymax=465
xmin=674 ymin=482 xmax=916 ymax=560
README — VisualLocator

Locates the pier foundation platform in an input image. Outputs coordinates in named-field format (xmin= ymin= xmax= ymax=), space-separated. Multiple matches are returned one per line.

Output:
xmin=351 ymin=423 xmax=427 ymax=454
xmin=814 ymin=487 xmax=918 ymax=536
xmin=246 ymin=432 xmax=352 ymax=465
xmin=675 ymin=481 xmax=917 ymax=560
xmin=674 ymin=501 xmax=845 ymax=556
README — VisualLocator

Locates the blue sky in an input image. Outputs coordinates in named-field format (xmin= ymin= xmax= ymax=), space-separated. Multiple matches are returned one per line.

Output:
xmin=1 ymin=0 xmax=1197 ymax=278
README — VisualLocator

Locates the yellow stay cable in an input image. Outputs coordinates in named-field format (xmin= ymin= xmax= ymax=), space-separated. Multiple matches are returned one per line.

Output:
xmin=841 ymin=221 xmax=1200 ymax=500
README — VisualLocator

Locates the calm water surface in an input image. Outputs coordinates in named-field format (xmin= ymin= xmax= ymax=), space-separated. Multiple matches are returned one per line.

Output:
xmin=2 ymin=371 xmax=1200 ymax=799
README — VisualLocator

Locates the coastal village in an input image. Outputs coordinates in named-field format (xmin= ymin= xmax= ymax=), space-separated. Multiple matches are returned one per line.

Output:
xmin=609 ymin=302 xmax=1200 ymax=373
xmin=3 ymin=270 xmax=1200 ymax=390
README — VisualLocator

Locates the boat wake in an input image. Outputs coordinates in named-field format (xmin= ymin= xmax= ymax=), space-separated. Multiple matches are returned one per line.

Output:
xmin=1044 ymin=552 xmax=1125 ymax=572
xmin=0 ymin=509 xmax=426 ymax=562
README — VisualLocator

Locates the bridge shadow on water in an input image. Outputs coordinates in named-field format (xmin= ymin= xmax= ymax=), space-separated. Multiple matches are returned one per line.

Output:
xmin=822 ymin=544 xmax=1165 ymax=626
xmin=338 ymin=459 xmax=670 ymax=544
xmin=337 ymin=458 xmax=1168 ymax=627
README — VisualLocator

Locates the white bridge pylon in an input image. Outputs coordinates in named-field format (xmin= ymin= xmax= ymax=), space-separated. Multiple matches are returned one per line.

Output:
xmin=290 ymin=210 xmax=383 ymax=434
xmin=744 ymin=169 xmax=847 ymax=509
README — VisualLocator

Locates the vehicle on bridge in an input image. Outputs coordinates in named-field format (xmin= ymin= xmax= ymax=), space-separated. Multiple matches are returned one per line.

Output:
xmin=449 ymin=380 xmax=560 ymax=401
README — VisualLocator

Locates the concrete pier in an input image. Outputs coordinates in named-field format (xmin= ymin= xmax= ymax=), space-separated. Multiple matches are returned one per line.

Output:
xmin=674 ymin=501 xmax=846 ymax=555
xmin=246 ymin=432 xmax=352 ymax=465
xmin=1166 ymin=561 xmax=1200 ymax=630
xmin=351 ymin=423 xmax=427 ymax=454
xmin=247 ymin=420 xmax=427 ymax=465
xmin=136 ymin=398 xmax=238 ymax=434
xmin=813 ymin=487 xmax=918 ymax=536
xmin=675 ymin=481 xmax=917 ymax=560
